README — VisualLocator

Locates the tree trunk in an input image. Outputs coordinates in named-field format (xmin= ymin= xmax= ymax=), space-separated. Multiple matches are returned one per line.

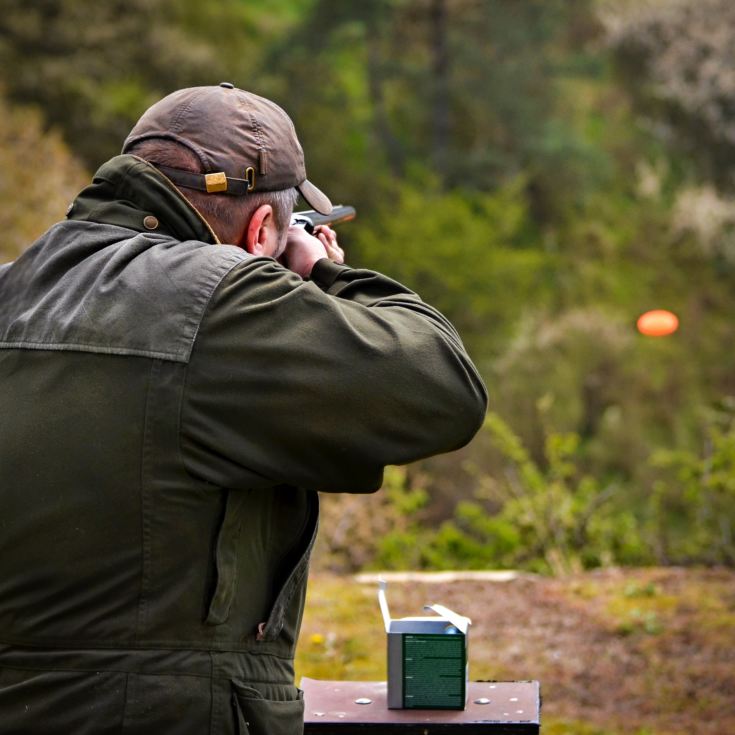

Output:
xmin=430 ymin=0 xmax=450 ymax=181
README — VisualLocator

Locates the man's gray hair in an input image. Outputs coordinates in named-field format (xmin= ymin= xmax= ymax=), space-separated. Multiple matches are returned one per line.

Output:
xmin=126 ymin=139 xmax=298 ymax=244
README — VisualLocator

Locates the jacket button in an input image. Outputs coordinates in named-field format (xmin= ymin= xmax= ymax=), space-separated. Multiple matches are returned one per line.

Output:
xmin=143 ymin=215 xmax=159 ymax=230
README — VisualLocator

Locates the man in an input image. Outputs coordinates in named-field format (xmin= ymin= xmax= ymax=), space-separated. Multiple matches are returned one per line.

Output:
xmin=0 ymin=84 xmax=487 ymax=734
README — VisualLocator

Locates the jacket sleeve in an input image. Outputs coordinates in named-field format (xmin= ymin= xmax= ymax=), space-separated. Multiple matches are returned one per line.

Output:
xmin=180 ymin=257 xmax=488 ymax=493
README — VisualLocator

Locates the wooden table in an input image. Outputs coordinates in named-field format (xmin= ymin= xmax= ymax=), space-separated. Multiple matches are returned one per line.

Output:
xmin=301 ymin=678 xmax=540 ymax=734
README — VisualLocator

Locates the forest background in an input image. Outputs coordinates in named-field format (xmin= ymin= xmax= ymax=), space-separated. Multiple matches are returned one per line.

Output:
xmin=1 ymin=0 xmax=734 ymax=575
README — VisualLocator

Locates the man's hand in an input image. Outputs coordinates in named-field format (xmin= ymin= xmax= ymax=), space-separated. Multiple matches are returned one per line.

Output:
xmin=281 ymin=224 xmax=344 ymax=278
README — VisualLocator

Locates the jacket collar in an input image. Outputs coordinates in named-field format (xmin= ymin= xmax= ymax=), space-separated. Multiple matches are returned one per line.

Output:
xmin=67 ymin=155 xmax=220 ymax=244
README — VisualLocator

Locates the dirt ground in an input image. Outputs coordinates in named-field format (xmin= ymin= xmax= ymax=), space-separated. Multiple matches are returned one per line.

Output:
xmin=296 ymin=567 xmax=735 ymax=735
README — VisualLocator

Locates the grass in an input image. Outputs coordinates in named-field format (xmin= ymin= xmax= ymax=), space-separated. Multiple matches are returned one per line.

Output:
xmin=542 ymin=719 xmax=656 ymax=735
xmin=296 ymin=575 xmax=386 ymax=682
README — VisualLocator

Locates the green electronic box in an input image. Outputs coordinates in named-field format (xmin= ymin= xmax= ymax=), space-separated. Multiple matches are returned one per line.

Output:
xmin=379 ymin=580 xmax=471 ymax=710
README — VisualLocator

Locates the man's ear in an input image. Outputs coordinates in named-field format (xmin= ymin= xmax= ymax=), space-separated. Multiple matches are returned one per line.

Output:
xmin=243 ymin=204 xmax=275 ymax=256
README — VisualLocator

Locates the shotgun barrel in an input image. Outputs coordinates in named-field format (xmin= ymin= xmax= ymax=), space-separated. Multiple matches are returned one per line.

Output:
xmin=290 ymin=205 xmax=356 ymax=234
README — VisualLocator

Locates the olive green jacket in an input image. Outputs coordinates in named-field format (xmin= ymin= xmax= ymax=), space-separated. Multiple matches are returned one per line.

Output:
xmin=0 ymin=156 xmax=487 ymax=734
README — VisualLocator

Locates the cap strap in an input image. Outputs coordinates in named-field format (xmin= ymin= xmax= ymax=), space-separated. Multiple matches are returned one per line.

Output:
xmin=152 ymin=163 xmax=256 ymax=196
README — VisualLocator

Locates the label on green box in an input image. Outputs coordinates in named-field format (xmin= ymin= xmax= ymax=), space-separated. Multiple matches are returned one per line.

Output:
xmin=402 ymin=633 xmax=465 ymax=709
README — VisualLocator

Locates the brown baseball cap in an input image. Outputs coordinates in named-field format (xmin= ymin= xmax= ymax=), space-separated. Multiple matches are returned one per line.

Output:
xmin=122 ymin=83 xmax=333 ymax=215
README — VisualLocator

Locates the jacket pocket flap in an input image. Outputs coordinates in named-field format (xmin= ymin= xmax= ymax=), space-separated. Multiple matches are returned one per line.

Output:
xmin=232 ymin=684 xmax=304 ymax=735
xmin=205 ymin=491 xmax=247 ymax=625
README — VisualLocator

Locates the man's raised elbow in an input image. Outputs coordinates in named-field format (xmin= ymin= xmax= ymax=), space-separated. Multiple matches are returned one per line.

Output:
xmin=420 ymin=369 xmax=488 ymax=456
xmin=452 ymin=378 xmax=489 ymax=449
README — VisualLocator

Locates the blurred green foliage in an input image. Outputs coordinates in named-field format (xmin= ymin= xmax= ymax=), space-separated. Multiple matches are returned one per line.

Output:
xmin=649 ymin=408 xmax=735 ymax=566
xmin=0 ymin=92 xmax=87 ymax=259
xmin=1 ymin=0 xmax=733 ymax=570
xmin=365 ymin=410 xmax=735 ymax=573
xmin=371 ymin=412 xmax=643 ymax=574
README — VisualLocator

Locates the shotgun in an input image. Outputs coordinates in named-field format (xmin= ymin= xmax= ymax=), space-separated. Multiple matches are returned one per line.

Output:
xmin=290 ymin=205 xmax=356 ymax=235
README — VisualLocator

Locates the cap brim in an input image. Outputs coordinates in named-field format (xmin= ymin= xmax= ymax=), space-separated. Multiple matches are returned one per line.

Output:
xmin=297 ymin=179 xmax=333 ymax=216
